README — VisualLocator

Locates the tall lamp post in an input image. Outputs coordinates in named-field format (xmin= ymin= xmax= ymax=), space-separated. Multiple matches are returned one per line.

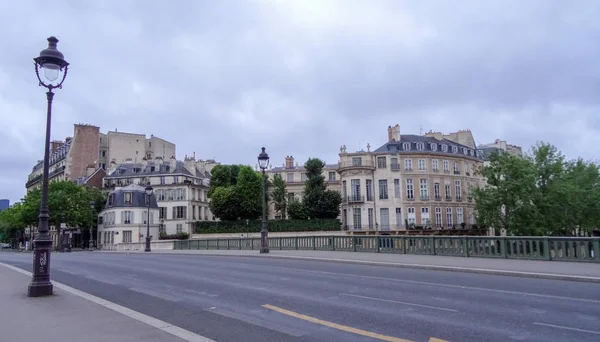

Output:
xmin=28 ymin=36 xmax=69 ymax=297
xmin=257 ymin=147 xmax=270 ymax=254
xmin=145 ymin=186 xmax=153 ymax=252
xmin=89 ymin=201 xmax=95 ymax=249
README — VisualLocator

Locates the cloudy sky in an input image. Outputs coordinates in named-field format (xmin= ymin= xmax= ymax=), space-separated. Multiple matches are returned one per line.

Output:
xmin=0 ymin=0 xmax=598 ymax=204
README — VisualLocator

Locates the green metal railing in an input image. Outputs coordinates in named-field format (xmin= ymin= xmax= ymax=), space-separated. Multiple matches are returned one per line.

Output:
xmin=173 ymin=236 xmax=600 ymax=262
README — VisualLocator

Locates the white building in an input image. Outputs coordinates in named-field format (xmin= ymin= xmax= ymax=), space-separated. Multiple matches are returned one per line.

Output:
xmin=102 ymin=155 xmax=218 ymax=235
xmin=98 ymin=184 xmax=160 ymax=247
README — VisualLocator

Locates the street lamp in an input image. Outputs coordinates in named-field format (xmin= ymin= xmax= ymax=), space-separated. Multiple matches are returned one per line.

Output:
xmin=257 ymin=147 xmax=270 ymax=254
xmin=60 ymin=212 xmax=65 ymax=252
xmin=145 ymin=185 xmax=153 ymax=252
xmin=28 ymin=36 xmax=69 ymax=298
xmin=89 ymin=201 xmax=95 ymax=249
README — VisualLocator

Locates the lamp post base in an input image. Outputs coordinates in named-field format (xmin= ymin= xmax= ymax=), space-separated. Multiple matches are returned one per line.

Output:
xmin=260 ymin=230 xmax=269 ymax=254
xmin=28 ymin=237 xmax=54 ymax=297
xmin=145 ymin=237 xmax=151 ymax=252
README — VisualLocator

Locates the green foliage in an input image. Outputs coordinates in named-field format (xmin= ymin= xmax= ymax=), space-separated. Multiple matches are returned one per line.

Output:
xmin=473 ymin=142 xmax=600 ymax=236
xmin=287 ymin=199 xmax=309 ymax=219
xmin=195 ymin=219 xmax=341 ymax=234
xmin=270 ymin=174 xmax=287 ymax=218
xmin=301 ymin=158 xmax=342 ymax=219
xmin=0 ymin=203 xmax=26 ymax=242
xmin=159 ymin=232 xmax=189 ymax=240
xmin=208 ymin=165 xmax=263 ymax=221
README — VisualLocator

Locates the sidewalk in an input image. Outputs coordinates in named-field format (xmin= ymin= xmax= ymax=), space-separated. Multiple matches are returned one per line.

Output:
xmin=0 ymin=264 xmax=212 ymax=342
xmin=102 ymin=249 xmax=600 ymax=283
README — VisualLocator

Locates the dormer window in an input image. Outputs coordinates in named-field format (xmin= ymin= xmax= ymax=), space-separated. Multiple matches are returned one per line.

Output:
xmin=402 ymin=142 xmax=411 ymax=150
xmin=477 ymin=150 xmax=483 ymax=158
xmin=124 ymin=192 xmax=133 ymax=204
xmin=150 ymin=166 xmax=155 ymax=172
xmin=431 ymin=143 xmax=438 ymax=151
xmin=452 ymin=146 xmax=458 ymax=153
xmin=108 ymin=194 xmax=114 ymax=206
xmin=462 ymin=147 xmax=467 ymax=155
xmin=416 ymin=142 xmax=424 ymax=150
xmin=441 ymin=144 xmax=448 ymax=152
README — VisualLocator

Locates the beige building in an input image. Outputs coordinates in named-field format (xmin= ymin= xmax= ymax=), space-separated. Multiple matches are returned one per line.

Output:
xmin=337 ymin=124 xmax=486 ymax=231
xmin=25 ymin=124 xmax=176 ymax=193
xmin=265 ymin=156 xmax=341 ymax=219
xmin=478 ymin=139 xmax=524 ymax=162
xmin=103 ymin=154 xmax=219 ymax=235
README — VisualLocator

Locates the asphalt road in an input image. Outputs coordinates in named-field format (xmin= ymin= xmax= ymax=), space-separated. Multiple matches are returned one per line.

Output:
xmin=1 ymin=251 xmax=600 ymax=342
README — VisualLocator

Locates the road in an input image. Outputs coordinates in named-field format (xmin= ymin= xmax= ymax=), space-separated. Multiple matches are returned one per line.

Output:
xmin=1 ymin=252 xmax=599 ymax=342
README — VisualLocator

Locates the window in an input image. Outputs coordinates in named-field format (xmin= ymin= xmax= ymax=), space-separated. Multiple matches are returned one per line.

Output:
xmin=395 ymin=208 xmax=402 ymax=229
xmin=328 ymin=172 xmax=336 ymax=181
xmin=352 ymin=157 xmax=362 ymax=166
xmin=418 ymin=159 xmax=426 ymax=171
xmin=394 ymin=179 xmax=400 ymax=198
xmin=368 ymin=208 xmax=374 ymax=229
xmin=124 ymin=192 xmax=132 ymax=204
xmin=465 ymin=163 xmax=471 ymax=175
xmin=156 ymin=189 xmax=165 ymax=201
xmin=173 ymin=206 xmax=187 ymax=219
xmin=288 ymin=192 xmax=295 ymax=202
xmin=159 ymin=207 xmax=167 ymax=219
xmin=457 ymin=207 xmax=464 ymax=224
xmin=402 ymin=142 xmax=411 ymax=150
xmin=455 ymin=180 xmax=462 ymax=199
xmin=434 ymin=183 xmax=441 ymax=199
xmin=287 ymin=173 xmax=294 ymax=182
xmin=432 ymin=159 xmax=439 ymax=171
xmin=416 ymin=142 xmax=424 ymax=150
xmin=435 ymin=208 xmax=442 ymax=228
xmin=159 ymin=222 xmax=166 ymax=234
xmin=176 ymin=224 xmax=183 ymax=233
xmin=173 ymin=176 xmax=179 ymax=183
xmin=377 ymin=157 xmax=387 ymax=168
xmin=301 ymin=173 xmax=308 ymax=181
xmin=445 ymin=184 xmax=452 ymax=199
xmin=452 ymin=146 xmax=458 ymax=153
xmin=168 ymin=189 xmax=175 ymax=200
xmin=353 ymin=208 xmax=361 ymax=229
xmin=454 ymin=162 xmax=460 ymax=174
xmin=421 ymin=207 xmax=429 ymax=225
xmin=192 ymin=206 xmax=196 ymax=219
xmin=122 ymin=211 xmax=132 ymax=224
xmin=404 ymin=159 xmax=412 ymax=171
xmin=431 ymin=143 xmax=438 ymax=151
xmin=407 ymin=207 xmax=416 ymax=225
xmin=108 ymin=194 xmax=114 ymax=206
xmin=143 ymin=210 xmax=149 ymax=224
xmin=419 ymin=179 xmax=428 ymax=199
xmin=160 ymin=176 xmax=165 ymax=185
xmin=380 ymin=208 xmax=390 ymax=230
xmin=468 ymin=209 xmax=474 ymax=225
xmin=390 ymin=157 xmax=399 ymax=170
xmin=441 ymin=144 xmax=448 ymax=152
xmin=366 ymin=179 xmax=373 ymax=201
xmin=462 ymin=147 xmax=468 ymax=155
xmin=378 ymin=180 xmax=388 ymax=199
xmin=351 ymin=179 xmax=361 ymax=200
xmin=446 ymin=208 xmax=453 ymax=228
xmin=443 ymin=160 xmax=450 ymax=172
xmin=342 ymin=181 xmax=347 ymax=199
xmin=123 ymin=231 xmax=132 ymax=243
xmin=406 ymin=179 xmax=414 ymax=200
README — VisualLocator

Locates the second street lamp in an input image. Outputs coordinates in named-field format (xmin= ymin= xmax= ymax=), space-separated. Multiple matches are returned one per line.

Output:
xmin=257 ymin=147 xmax=270 ymax=254
xmin=29 ymin=36 xmax=70 ymax=297
xmin=89 ymin=201 xmax=95 ymax=249
xmin=145 ymin=185 xmax=153 ymax=252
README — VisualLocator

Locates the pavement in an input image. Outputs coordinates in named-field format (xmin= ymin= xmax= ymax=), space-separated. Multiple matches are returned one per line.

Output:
xmin=101 ymin=248 xmax=600 ymax=283
xmin=2 ymin=251 xmax=600 ymax=342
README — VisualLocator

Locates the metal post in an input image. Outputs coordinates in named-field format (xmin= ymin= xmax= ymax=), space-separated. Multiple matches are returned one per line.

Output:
xmin=145 ymin=194 xmax=151 ymax=252
xmin=89 ymin=213 xmax=93 ymax=250
xmin=28 ymin=90 xmax=55 ymax=297
xmin=260 ymin=169 xmax=269 ymax=253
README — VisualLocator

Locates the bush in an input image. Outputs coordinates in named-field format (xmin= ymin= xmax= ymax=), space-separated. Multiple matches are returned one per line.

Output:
xmin=195 ymin=219 xmax=341 ymax=234
xmin=159 ymin=232 xmax=189 ymax=240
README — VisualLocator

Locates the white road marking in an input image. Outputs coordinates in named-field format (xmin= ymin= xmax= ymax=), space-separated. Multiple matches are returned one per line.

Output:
xmin=341 ymin=293 xmax=459 ymax=313
xmin=0 ymin=262 xmax=215 ymax=342
xmin=533 ymin=322 xmax=600 ymax=335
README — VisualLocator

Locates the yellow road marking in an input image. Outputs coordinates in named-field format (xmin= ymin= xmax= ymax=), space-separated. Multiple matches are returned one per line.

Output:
xmin=262 ymin=304 xmax=413 ymax=342
xmin=429 ymin=338 xmax=450 ymax=342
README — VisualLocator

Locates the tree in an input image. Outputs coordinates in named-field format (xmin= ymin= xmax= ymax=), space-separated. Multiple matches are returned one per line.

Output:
xmin=287 ymin=199 xmax=309 ymax=219
xmin=0 ymin=203 xmax=26 ymax=242
xmin=208 ymin=165 xmax=263 ymax=221
xmin=270 ymin=174 xmax=288 ymax=218
xmin=301 ymin=158 xmax=342 ymax=219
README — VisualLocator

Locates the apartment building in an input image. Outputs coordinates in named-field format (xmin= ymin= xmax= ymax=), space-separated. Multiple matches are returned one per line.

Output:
xmin=338 ymin=124 xmax=486 ymax=231
xmin=25 ymin=124 xmax=176 ymax=193
xmin=478 ymin=139 xmax=524 ymax=162
xmin=265 ymin=156 xmax=341 ymax=219
xmin=103 ymin=154 xmax=218 ymax=235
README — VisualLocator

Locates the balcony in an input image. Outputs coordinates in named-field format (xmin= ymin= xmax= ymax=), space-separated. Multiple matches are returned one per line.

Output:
xmin=434 ymin=196 xmax=442 ymax=201
xmin=420 ymin=195 xmax=430 ymax=201
xmin=390 ymin=164 xmax=401 ymax=171
xmin=347 ymin=195 xmax=365 ymax=204
xmin=337 ymin=159 xmax=375 ymax=171
xmin=445 ymin=196 xmax=452 ymax=201
xmin=456 ymin=196 xmax=463 ymax=202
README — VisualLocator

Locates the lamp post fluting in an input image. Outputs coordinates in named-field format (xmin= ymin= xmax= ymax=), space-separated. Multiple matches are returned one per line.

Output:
xmin=257 ymin=147 xmax=270 ymax=254
xmin=145 ymin=186 xmax=153 ymax=252
xmin=28 ymin=36 xmax=69 ymax=297
xmin=89 ymin=201 xmax=95 ymax=249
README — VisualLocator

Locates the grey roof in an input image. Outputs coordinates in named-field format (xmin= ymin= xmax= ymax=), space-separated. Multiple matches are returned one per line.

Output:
xmin=270 ymin=164 xmax=339 ymax=173
xmin=32 ymin=139 xmax=72 ymax=172
xmin=479 ymin=146 xmax=503 ymax=160
xmin=105 ymin=160 xmax=210 ymax=179
xmin=373 ymin=135 xmax=484 ymax=160
xmin=105 ymin=184 xmax=159 ymax=209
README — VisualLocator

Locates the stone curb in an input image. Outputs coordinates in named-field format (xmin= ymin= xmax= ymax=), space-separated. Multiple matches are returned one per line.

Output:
xmin=97 ymin=250 xmax=600 ymax=284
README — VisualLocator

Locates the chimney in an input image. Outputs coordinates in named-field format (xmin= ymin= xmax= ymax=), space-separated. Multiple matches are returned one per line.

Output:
xmin=285 ymin=156 xmax=295 ymax=168
xmin=141 ymin=157 xmax=148 ymax=169
xmin=184 ymin=157 xmax=196 ymax=175
xmin=390 ymin=124 xmax=400 ymax=142
xmin=170 ymin=156 xmax=177 ymax=173
xmin=86 ymin=165 xmax=96 ymax=177
xmin=109 ymin=159 xmax=117 ymax=173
